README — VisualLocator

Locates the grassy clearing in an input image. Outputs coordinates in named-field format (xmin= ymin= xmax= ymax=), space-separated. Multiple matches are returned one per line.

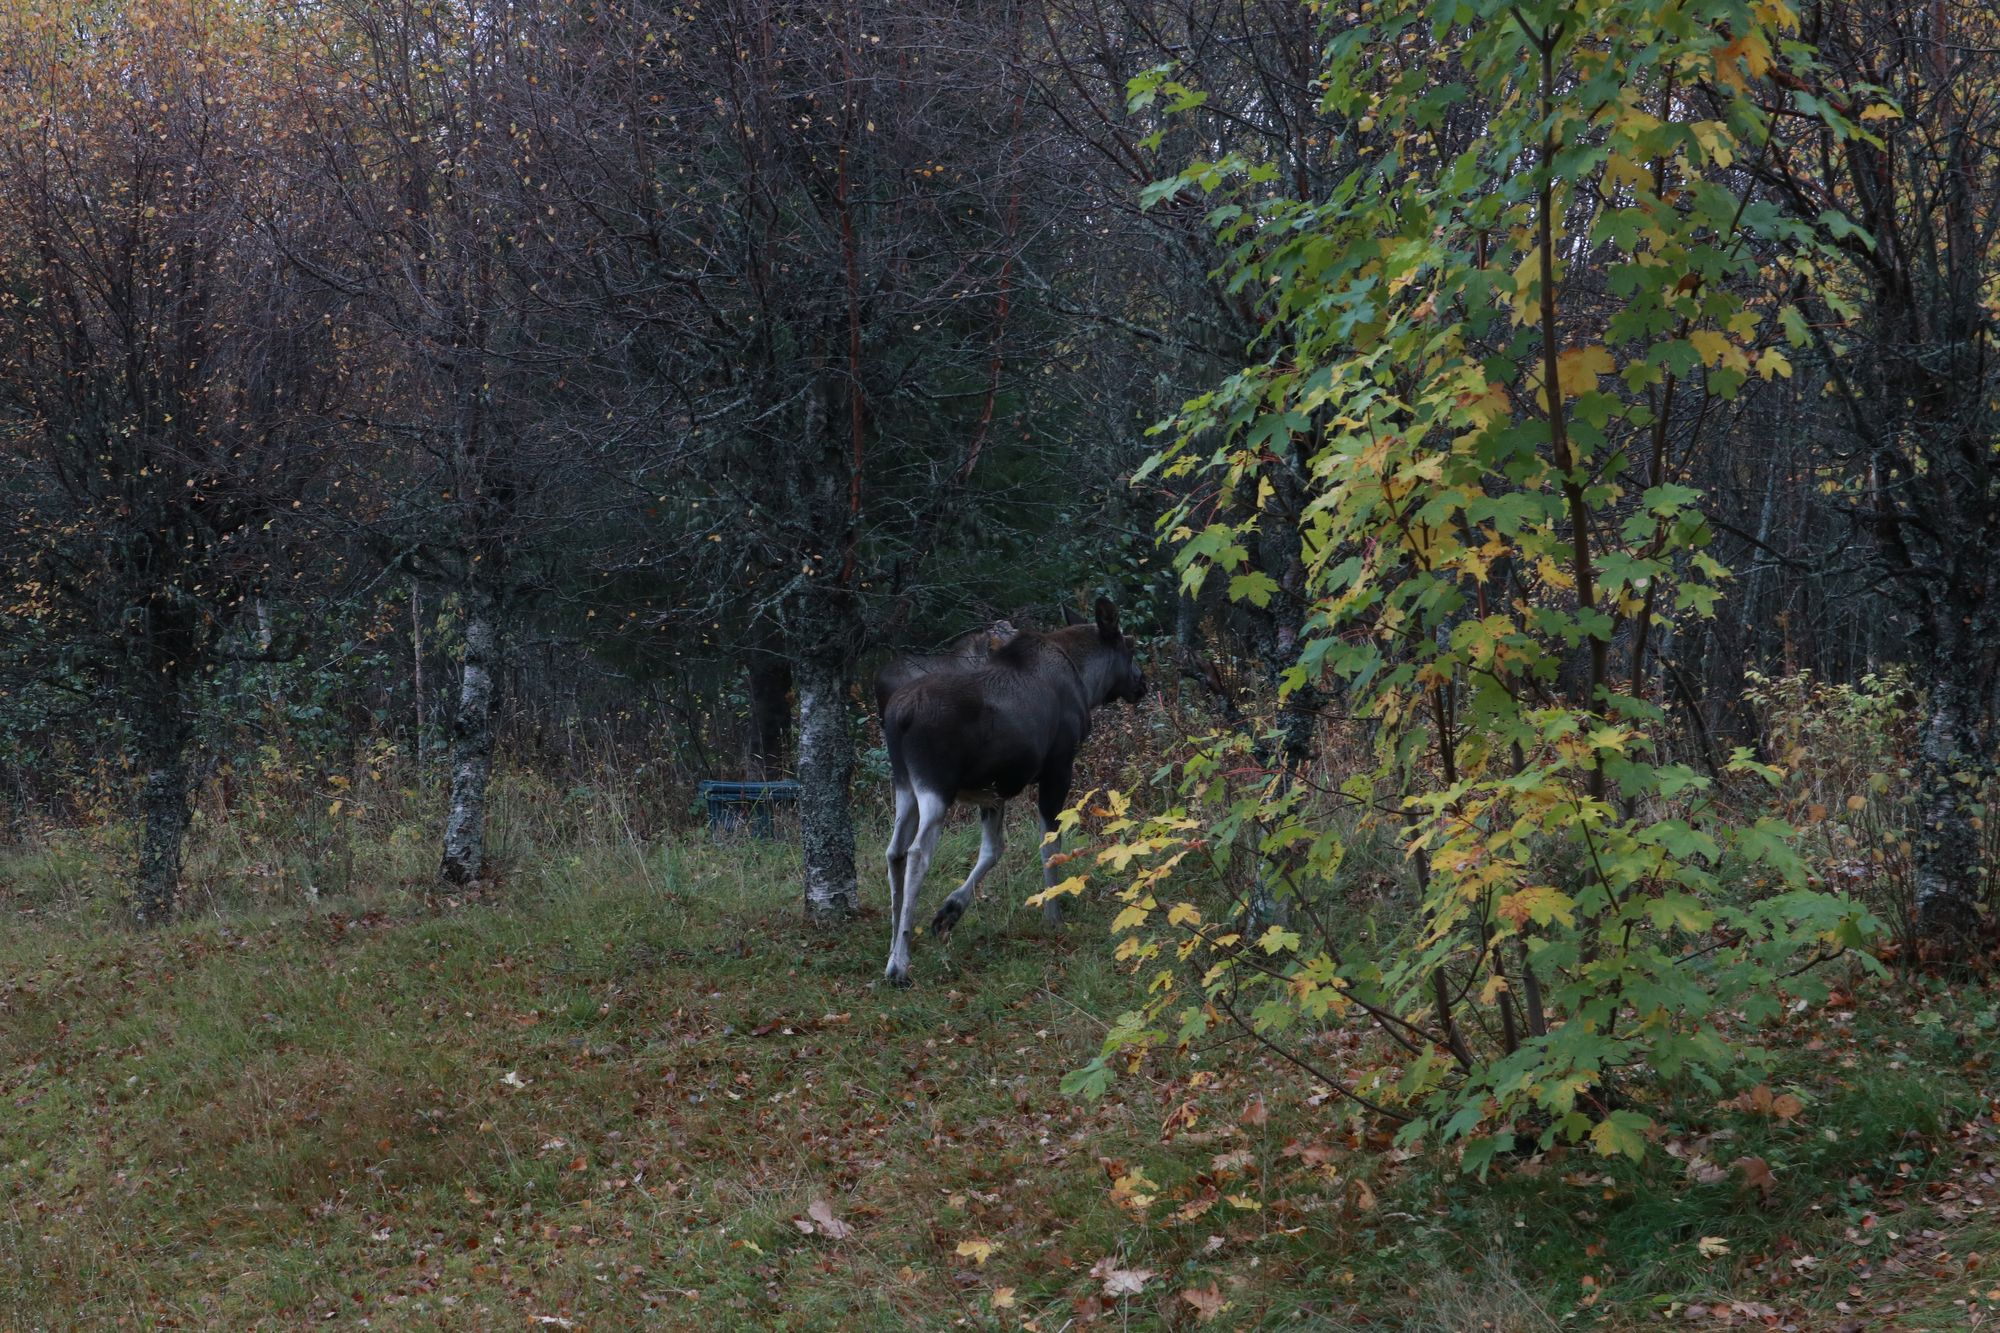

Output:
xmin=2 ymin=810 xmax=1999 ymax=1329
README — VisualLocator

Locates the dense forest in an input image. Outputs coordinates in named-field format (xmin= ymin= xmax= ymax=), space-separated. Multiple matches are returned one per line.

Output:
xmin=7 ymin=0 xmax=2000 ymax=1325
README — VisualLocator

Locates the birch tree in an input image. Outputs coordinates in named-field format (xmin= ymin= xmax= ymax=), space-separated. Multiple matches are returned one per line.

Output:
xmin=293 ymin=0 xmax=594 ymax=887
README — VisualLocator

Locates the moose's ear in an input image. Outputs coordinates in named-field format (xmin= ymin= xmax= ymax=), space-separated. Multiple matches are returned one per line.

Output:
xmin=1094 ymin=596 xmax=1121 ymax=642
xmin=1062 ymin=604 xmax=1089 ymax=627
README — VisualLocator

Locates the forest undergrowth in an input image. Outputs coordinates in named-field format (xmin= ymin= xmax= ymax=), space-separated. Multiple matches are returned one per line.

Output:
xmin=2 ymin=729 xmax=1999 ymax=1330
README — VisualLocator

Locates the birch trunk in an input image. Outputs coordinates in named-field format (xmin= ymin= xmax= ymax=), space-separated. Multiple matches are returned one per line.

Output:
xmin=1914 ymin=669 xmax=1985 ymax=942
xmin=440 ymin=595 xmax=500 ymax=886
xmin=796 ymin=656 xmax=857 ymax=924
xmin=411 ymin=581 xmax=427 ymax=765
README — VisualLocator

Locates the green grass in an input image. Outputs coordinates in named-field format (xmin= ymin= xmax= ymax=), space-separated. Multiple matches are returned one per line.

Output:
xmin=3 ymin=813 xmax=1999 ymax=1329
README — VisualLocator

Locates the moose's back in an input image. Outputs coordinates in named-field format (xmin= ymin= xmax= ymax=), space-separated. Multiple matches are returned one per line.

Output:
xmin=870 ymin=620 xmax=1016 ymax=718
xmin=882 ymin=631 xmax=1088 ymax=801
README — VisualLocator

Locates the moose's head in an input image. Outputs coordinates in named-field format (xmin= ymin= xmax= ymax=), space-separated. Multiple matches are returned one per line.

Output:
xmin=1068 ymin=597 xmax=1146 ymax=704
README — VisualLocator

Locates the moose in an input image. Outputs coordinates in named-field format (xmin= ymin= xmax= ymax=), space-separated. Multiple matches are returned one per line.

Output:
xmin=877 ymin=598 xmax=1145 ymax=986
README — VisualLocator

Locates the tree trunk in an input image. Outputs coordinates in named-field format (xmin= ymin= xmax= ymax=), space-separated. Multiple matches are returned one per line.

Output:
xmin=411 ymin=580 xmax=427 ymax=766
xmin=795 ymin=654 xmax=858 ymax=924
xmin=1246 ymin=446 xmax=1318 ymax=928
xmin=1914 ymin=663 xmax=1987 ymax=942
xmin=440 ymin=592 xmax=500 ymax=886
xmin=747 ymin=654 xmax=792 ymax=779
xmin=133 ymin=698 xmax=192 ymax=925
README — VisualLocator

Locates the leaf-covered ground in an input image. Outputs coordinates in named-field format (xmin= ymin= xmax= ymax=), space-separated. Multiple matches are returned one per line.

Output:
xmin=3 ymin=823 xmax=1999 ymax=1329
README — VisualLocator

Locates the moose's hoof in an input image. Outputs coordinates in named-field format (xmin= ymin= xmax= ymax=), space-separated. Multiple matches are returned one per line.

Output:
xmin=931 ymin=899 xmax=965 ymax=936
xmin=884 ymin=966 xmax=913 ymax=989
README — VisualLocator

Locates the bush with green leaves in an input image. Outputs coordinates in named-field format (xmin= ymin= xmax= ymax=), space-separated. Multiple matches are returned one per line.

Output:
xmin=1745 ymin=668 xmax=2000 ymax=957
xmin=1059 ymin=0 xmax=1878 ymax=1171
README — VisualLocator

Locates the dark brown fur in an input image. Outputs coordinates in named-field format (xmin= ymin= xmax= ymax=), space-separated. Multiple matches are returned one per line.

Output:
xmin=879 ymin=598 xmax=1144 ymax=985
xmin=871 ymin=620 xmax=1016 ymax=718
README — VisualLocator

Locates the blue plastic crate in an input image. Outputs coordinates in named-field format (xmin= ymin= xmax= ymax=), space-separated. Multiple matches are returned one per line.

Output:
xmin=696 ymin=779 xmax=801 ymax=838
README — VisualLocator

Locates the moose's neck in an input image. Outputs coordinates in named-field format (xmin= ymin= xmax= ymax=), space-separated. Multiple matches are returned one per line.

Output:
xmin=1053 ymin=630 xmax=1119 ymax=709
xmin=1084 ymin=646 xmax=1124 ymax=708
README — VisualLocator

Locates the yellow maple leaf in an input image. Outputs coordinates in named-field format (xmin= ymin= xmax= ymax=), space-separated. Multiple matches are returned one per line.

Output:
xmin=1110 ymin=903 xmax=1151 ymax=933
xmin=1025 ymin=875 xmax=1087 ymax=908
xmin=1497 ymin=885 xmax=1577 ymax=929
xmin=1556 ymin=344 xmax=1617 ymax=391
xmin=1753 ymin=0 xmax=1800 ymax=33
xmin=956 ymin=1238 xmax=999 ymax=1265
xmin=1689 ymin=329 xmax=1732 ymax=367
xmin=1604 ymin=153 xmax=1653 ymax=192
xmin=1689 ymin=120 xmax=1736 ymax=167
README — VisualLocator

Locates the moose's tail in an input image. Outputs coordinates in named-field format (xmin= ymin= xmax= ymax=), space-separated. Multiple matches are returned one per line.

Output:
xmin=883 ymin=705 xmax=912 ymax=789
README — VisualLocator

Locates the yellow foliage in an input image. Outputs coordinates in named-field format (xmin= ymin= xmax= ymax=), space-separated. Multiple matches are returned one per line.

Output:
xmin=1556 ymin=344 xmax=1617 ymax=390
xmin=1110 ymin=902 xmax=1153 ymax=933
xmin=1689 ymin=329 xmax=1732 ymax=367
xmin=1025 ymin=875 xmax=1087 ymax=908
xmin=955 ymin=1239 xmax=999 ymax=1265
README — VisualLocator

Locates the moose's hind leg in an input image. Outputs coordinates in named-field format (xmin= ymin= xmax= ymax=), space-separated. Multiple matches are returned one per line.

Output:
xmin=885 ymin=782 xmax=918 ymax=944
xmin=884 ymin=787 xmax=946 ymax=987
xmin=932 ymin=801 xmax=1004 ymax=937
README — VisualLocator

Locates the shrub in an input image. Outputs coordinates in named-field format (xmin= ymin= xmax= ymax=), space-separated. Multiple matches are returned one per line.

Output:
xmin=1058 ymin=0 xmax=1878 ymax=1170
xmin=1746 ymin=668 xmax=2000 ymax=958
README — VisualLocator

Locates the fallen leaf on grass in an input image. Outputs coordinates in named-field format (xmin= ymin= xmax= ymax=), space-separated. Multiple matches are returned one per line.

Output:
xmin=1173 ymin=1196 xmax=1216 ymax=1224
xmin=800 ymin=1199 xmax=853 ymax=1240
xmin=1090 ymin=1255 xmax=1154 ymax=1297
xmin=991 ymin=1287 xmax=1015 ymax=1309
xmin=1281 ymin=1138 xmax=1337 ymax=1167
xmin=956 ymin=1238 xmax=998 ymax=1266
xmin=1697 ymin=1236 xmax=1731 ymax=1258
xmin=1732 ymin=1155 xmax=1778 ymax=1202
xmin=1685 ymin=1155 xmax=1729 ymax=1186
xmin=1727 ymin=1084 xmax=1805 ymax=1120
xmin=1182 ymin=1283 xmax=1227 ymax=1321
xmin=1110 ymin=1167 xmax=1158 ymax=1212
